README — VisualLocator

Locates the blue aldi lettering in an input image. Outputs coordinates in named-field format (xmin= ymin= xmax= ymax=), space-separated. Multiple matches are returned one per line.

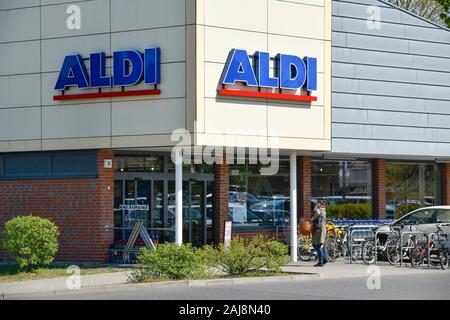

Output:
xmin=54 ymin=48 xmax=161 ymax=91
xmin=221 ymin=48 xmax=317 ymax=92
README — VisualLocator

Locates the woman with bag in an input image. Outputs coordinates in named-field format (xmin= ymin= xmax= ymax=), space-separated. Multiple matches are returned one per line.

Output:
xmin=312 ymin=200 xmax=328 ymax=267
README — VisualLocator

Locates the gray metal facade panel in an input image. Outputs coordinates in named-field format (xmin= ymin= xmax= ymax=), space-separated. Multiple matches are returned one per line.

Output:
xmin=332 ymin=0 xmax=450 ymax=158
xmin=0 ymin=151 xmax=97 ymax=179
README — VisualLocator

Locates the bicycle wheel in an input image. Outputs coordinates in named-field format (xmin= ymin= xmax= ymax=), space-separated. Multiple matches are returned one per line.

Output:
xmin=298 ymin=236 xmax=312 ymax=261
xmin=438 ymin=250 xmax=449 ymax=270
xmin=362 ymin=240 xmax=376 ymax=264
xmin=410 ymin=243 xmax=423 ymax=268
xmin=386 ymin=239 xmax=400 ymax=265
xmin=324 ymin=237 xmax=337 ymax=262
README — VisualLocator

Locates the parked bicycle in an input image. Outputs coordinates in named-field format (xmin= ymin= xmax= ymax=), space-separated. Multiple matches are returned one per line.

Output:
xmin=410 ymin=223 xmax=450 ymax=270
xmin=362 ymin=223 xmax=417 ymax=265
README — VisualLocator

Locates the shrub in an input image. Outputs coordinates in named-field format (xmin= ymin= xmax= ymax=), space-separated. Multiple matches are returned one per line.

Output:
xmin=326 ymin=203 xmax=372 ymax=219
xmin=212 ymin=235 xmax=289 ymax=276
xmin=2 ymin=215 xmax=59 ymax=270
xmin=129 ymin=243 xmax=210 ymax=282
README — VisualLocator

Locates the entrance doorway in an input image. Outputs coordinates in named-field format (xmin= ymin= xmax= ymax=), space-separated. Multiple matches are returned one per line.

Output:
xmin=113 ymin=155 xmax=214 ymax=246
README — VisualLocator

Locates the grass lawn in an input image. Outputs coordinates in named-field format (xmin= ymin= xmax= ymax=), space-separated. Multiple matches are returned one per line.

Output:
xmin=0 ymin=264 xmax=130 ymax=283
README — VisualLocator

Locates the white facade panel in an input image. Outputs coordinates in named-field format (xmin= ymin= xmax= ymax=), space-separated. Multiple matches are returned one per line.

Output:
xmin=204 ymin=0 xmax=267 ymax=33
xmin=268 ymin=0 xmax=325 ymax=40
xmin=42 ymin=103 xmax=110 ymax=139
xmin=204 ymin=98 xmax=268 ymax=136
xmin=111 ymin=0 xmax=186 ymax=32
xmin=0 ymin=0 xmax=39 ymax=10
xmin=0 ymin=7 xmax=40 ymax=43
xmin=0 ymin=41 xmax=40 ymax=76
xmin=0 ymin=74 xmax=41 ymax=109
xmin=0 ymin=107 xmax=41 ymax=141
xmin=112 ymin=99 xmax=185 ymax=136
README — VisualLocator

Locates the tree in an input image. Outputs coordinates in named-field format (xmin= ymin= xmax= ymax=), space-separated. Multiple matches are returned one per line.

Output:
xmin=387 ymin=0 xmax=450 ymax=28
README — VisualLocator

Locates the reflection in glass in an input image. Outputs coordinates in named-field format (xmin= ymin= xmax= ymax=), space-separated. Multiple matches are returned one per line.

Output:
xmin=311 ymin=161 xmax=372 ymax=219
xmin=228 ymin=158 xmax=290 ymax=231
xmin=386 ymin=163 xmax=436 ymax=219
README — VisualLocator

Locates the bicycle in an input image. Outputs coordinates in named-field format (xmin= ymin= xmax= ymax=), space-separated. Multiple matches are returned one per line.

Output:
xmin=298 ymin=234 xmax=316 ymax=261
xmin=324 ymin=220 xmax=345 ymax=262
xmin=411 ymin=224 xmax=450 ymax=270
xmin=297 ymin=231 xmax=337 ymax=262
xmin=385 ymin=224 xmax=420 ymax=265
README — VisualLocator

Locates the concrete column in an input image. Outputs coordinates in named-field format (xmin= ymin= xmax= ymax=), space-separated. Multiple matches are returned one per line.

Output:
xmin=373 ymin=159 xmax=386 ymax=219
xmin=175 ymin=149 xmax=183 ymax=245
xmin=290 ymin=151 xmax=298 ymax=262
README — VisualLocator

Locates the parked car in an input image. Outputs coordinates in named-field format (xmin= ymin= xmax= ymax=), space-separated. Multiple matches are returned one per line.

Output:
xmin=375 ymin=206 xmax=450 ymax=240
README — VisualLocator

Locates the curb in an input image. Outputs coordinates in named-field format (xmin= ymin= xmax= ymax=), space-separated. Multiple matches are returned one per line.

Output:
xmin=0 ymin=273 xmax=321 ymax=299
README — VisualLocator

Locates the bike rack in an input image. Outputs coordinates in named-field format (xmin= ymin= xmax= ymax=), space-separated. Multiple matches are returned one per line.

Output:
xmin=348 ymin=226 xmax=374 ymax=264
xmin=426 ymin=232 xmax=439 ymax=268
xmin=399 ymin=231 xmax=426 ymax=266
xmin=373 ymin=230 xmax=396 ymax=265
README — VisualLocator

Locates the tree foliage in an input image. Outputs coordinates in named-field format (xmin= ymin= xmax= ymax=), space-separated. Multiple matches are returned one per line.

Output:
xmin=387 ymin=0 xmax=450 ymax=28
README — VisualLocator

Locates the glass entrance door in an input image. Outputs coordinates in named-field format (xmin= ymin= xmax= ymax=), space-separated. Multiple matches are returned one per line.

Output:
xmin=114 ymin=154 xmax=214 ymax=246
xmin=186 ymin=180 xmax=205 ymax=246
xmin=169 ymin=180 xmax=208 ymax=246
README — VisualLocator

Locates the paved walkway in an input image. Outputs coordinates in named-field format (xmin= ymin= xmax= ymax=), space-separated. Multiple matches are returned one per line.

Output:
xmin=1 ymin=259 xmax=446 ymax=298
xmin=282 ymin=259 xmax=447 ymax=279
xmin=0 ymin=271 xmax=132 ymax=297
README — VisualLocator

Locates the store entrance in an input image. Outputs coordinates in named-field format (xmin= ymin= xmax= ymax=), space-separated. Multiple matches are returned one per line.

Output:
xmin=114 ymin=172 xmax=214 ymax=246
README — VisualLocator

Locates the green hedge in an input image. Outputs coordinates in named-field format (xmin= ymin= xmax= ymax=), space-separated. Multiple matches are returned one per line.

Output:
xmin=2 ymin=215 xmax=59 ymax=270
xmin=209 ymin=235 xmax=289 ymax=276
xmin=326 ymin=203 xmax=372 ymax=219
xmin=129 ymin=236 xmax=289 ymax=282
xmin=129 ymin=243 xmax=210 ymax=282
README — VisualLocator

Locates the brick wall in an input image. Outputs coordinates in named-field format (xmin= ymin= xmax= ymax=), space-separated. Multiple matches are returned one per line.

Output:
xmin=373 ymin=158 xmax=386 ymax=219
xmin=0 ymin=149 xmax=114 ymax=263
xmin=443 ymin=163 xmax=450 ymax=205
xmin=213 ymin=153 xmax=229 ymax=244
xmin=297 ymin=156 xmax=312 ymax=218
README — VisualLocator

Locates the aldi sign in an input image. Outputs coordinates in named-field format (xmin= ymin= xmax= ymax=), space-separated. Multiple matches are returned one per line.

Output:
xmin=53 ymin=48 xmax=161 ymax=101
xmin=218 ymin=49 xmax=317 ymax=102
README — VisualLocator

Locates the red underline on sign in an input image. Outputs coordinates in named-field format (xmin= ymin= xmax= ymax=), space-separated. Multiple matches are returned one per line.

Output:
xmin=217 ymin=89 xmax=317 ymax=102
xmin=53 ymin=89 xmax=161 ymax=101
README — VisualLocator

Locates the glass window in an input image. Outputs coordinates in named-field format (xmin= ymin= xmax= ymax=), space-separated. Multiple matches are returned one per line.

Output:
xmin=114 ymin=156 xmax=164 ymax=173
xmin=311 ymin=160 xmax=372 ymax=219
xmin=401 ymin=209 xmax=435 ymax=225
xmin=228 ymin=158 xmax=290 ymax=231
xmin=386 ymin=163 xmax=436 ymax=219
xmin=436 ymin=209 xmax=450 ymax=223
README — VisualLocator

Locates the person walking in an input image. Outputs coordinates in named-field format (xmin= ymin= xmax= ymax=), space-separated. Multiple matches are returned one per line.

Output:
xmin=312 ymin=200 xmax=328 ymax=267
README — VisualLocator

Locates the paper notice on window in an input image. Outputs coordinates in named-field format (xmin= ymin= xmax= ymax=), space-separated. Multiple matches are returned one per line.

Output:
xmin=230 ymin=203 xmax=247 ymax=223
